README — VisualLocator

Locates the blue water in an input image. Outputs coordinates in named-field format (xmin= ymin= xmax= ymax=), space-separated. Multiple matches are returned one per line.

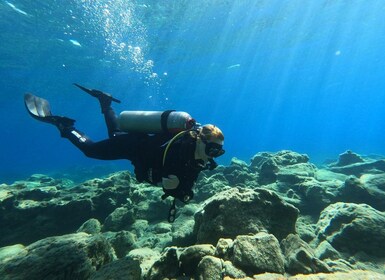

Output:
xmin=1 ymin=0 xmax=385 ymax=183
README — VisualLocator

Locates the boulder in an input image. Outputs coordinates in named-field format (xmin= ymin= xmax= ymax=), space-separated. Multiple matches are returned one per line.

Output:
xmin=127 ymin=247 xmax=161 ymax=277
xmin=315 ymin=169 xmax=348 ymax=182
xmin=196 ymin=256 xmax=223 ymax=280
xmin=222 ymin=158 xmax=258 ymax=187
xmin=197 ymin=256 xmax=246 ymax=280
xmin=231 ymin=232 xmax=285 ymax=275
xmin=336 ymin=176 xmax=385 ymax=211
xmin=0 ymin=244 xmax=26 ymax=263
xmin=215 ymin=238 xmax=234 ymax=260
xmin=0 ymin=172 xmax=132 ymax=247
xmin=315 ymin=202 xmax=385 ymax=257
xmin=314 ymin=240 xmax=341 ymax=261
xmin=352 ymin=174 xmax=385 ymax=211
xmin=103 ymin=231 xmax=136 ymax=259
xmin=90 ymin=257 xmax=141 ymax=280
xmin=328 ymin=152 xmax=385 ymax=177
xmin=102 ymin=206 xmax=135 ymax=232
xmin=130 ymin=185 xmax=170 ymax=222
xmin=277 ymin=163 xmax=317 ymax=185
xmin=251 ymin=151 xmax=309 ymax=169
xmin=146 ymin=247 xmax=182 ymax=280
xmin=195 ymin=171 xmax=231 ymax=202
xmin=332 ymin=150 xmax=365 ymax=166
xmin=194 ymin=187 xmax=298 ymax=245
xmin=0 ymin=233 xmax=114 ymax=280
xmin=295 ymin=216 xmax=317 ymax=243
xmin=277 ymin=178 xmax=337 ymax=215
xmin=170 ymin=204 xmax=198 ymax=247
xmin=250 ymin=150 xmax=310 ymax=185
xmin=77 ymin=218 xmax=102 ymax=234
xmin=281 ymin=234 xmax=330 ymax=275
xmin=179 ymin=244 xmax=216 ymax=275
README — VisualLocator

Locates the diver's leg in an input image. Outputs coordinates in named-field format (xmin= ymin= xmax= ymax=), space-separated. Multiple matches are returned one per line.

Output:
xmin=102 ymin=104 xmax=121 ymax=138
xmin=73 ymin=84 xmax=121 ymax=138
xmin=24 ymin=93 xmax=142 ymax=160
xmin=60 ymin=126 xmax=140 ymax=160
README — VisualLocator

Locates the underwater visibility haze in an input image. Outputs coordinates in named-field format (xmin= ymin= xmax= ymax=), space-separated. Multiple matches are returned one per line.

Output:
xmin=1 ymin=0 xmax=385 ymax=182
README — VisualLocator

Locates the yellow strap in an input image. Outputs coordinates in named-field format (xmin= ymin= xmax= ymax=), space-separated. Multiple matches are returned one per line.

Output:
xmin=162 ymin=130 xmax=187 ymax=167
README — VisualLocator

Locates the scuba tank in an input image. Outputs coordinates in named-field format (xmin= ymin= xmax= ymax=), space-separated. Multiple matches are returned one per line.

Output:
xmin=118 ymin=110 xmax=196 ymax=134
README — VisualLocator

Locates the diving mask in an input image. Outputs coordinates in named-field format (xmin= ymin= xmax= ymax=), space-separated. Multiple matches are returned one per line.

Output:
xmin=203 ymin=139 xmax=225 ymax=158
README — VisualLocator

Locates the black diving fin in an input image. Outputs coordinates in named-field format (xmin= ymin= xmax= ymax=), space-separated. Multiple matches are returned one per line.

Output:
xmin=24 ymin=93 xmax=75 ymax=127
xmin=73 ymin=83 xmax=121 ymax=104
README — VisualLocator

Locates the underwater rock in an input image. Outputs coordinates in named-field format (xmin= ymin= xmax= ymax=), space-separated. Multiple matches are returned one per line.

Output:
xmin=146 ymin=246 xmax=182 ymax=280
xmin=152 ymin=222 xmax=172 ymax=234
xmin=359 ymin=174 xmax=385 ymax=211
xmin=103 ymin=230 xmax=136 ymax=259
xmin=90 ymin=257 xmax=141 ymax=280
xmin=179 ymin=244 xmax=216 ymax=275
xmin=168 ymin=203 xmax=198 ymax=247
xmin=0 ymin=244 xmax=26 ymax=263
xmin=0 ymin=171 xmax=132 ymax=247
xmin=223 ymin=158 xmax=258 ymax=187
xmin=336 ymin=176 xmax=385 ymax=211
xmin=215 ymin=238 xmax=234 ymax=260
xmin=197 ymin=256 xmax=247 ymax=279
xmin=323 ymin=259 xmax=355 ymax=273
xmin=171 ymin=218 xmax=196 ymax=247
xmin=131 ymin=222 xmax=173 ymax=252
xmin=102 ymin=206 xmax=135 ymax=232
xmin=277 ymin=163 xmax=317 ymax=185
xmin=0 ymin=233 xmax=114 ymax=280
xmin=223 ymin=260 xmax=248 ymax=278
xmin=333 ymin=150 xmax=365 ymax=166
xmin=127 ymin=247 xmax=161 ymax=277
xmin=295 ymin=216 xmax=317 ymax=243
xmin=296 ymin=179 xmax=338 ymax=214
xmin=195 ymin=170 xmax=231 ymax=201
xmin=127 ymin=219 xmax=174 ymax=252
xmin=196 ymin=255 xmax=224 ymax=280
xmin=315 ymin=169 xmax=348 ymax=182
xmin=314 ymin=240 xmax=341 ymax=261
xmin=246 ymin=270 xmax=385 ymax=279
xmin=2 ymin=149 xmax=385 ymax=279
xmin=130 ymin=185 xmax=170 ymax=222
xmin=12 ymin=174 xmax=74 ymax=189
xmin=251 ymin=150 xmax=310 ymax=169
xmin=272 ymin=177 xmax=337 ymax=216
xmin=194 ymin=187 xmax=299 ymax=245
xmin=231 ymin=233 xmax=285 ymax=275
xmin=250 ymin=150 xmax=310 ymax=185
xmin=315 ymin=202 xmax=385 ymax=257
xmin=281 ymin=234 xmax=330 ymax=275
xmin=349 ymin=251 xmax=385 ymax=275
xmin=328 ymin=153 xmax=385 ymax=176
xmin=77 ymin=218 xmax=102 ymax=234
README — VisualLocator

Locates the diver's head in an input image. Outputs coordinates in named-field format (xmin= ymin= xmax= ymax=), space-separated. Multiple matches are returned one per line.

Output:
xmin=197 ymin=124 xmax=225 ymax=159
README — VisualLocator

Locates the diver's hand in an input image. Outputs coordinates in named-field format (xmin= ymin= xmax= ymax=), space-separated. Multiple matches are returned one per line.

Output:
xmin=162 ymin=175 xmax=180 ymax=190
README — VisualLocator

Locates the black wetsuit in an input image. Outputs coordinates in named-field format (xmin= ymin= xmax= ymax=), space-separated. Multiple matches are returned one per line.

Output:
xmin=60 ymin=106 xmax=207 ymax=201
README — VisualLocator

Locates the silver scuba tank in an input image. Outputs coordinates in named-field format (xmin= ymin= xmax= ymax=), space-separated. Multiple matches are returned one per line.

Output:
xmin=118 ymin=110 xmax=196 ymax=133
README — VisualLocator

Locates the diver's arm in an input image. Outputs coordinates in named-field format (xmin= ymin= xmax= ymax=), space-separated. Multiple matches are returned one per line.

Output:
xmin=161 ymin=141 xmax=195 ymax=202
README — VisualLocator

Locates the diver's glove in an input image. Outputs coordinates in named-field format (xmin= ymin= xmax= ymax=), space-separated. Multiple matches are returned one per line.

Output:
xmin=162 ymin=187 xmax=194 ymax=203
xmin=207 ymin=158 xmax=218 ymax=170
xmin=180 ymin=189 xmax=194 ymax=203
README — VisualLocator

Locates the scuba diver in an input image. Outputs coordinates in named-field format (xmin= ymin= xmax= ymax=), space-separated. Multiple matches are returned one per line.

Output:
xmin=24 ymin=84 xmax=225 ymax=222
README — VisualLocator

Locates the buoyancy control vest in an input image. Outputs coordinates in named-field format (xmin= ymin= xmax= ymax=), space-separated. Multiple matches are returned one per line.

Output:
xmin=118 ymin=110 xmax=196 ymax=134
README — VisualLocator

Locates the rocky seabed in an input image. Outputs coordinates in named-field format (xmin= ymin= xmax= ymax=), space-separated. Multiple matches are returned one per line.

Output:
xmin=1 ymin=150 xmax=385 ymax=279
